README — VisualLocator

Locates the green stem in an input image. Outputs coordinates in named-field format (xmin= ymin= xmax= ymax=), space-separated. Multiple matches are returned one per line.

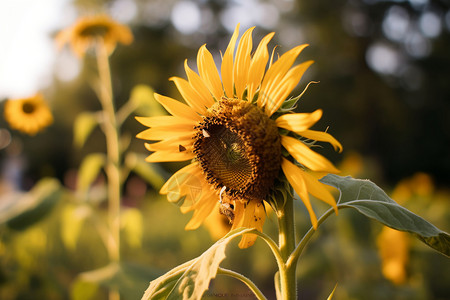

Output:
xmin=276 ymin=195 xmax=296 ymax=300
xmin=286 ymin=207 xmax=336 ymax=269
xmin=96 ymin=43 xmax=122 ymax=300
xmin=217 ymin=267 xmax=267 ymax=300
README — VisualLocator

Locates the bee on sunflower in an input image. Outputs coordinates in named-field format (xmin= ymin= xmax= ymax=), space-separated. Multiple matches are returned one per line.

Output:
xmin=4 ymin=93 xmax=53 ymax=136
xmin=137 ymin=24 xmax=342 ymax=248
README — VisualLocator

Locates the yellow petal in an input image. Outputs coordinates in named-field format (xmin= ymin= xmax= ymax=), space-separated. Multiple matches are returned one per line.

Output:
xmin=281 ymin=158 xmax=318 ymax=229
xmin=154 ymin=93 xmax=201 ymax=121
xmin=275 ymin=109 xmax=322 ymax=132
xmin=136 ymin=127 xmax=193 ymax=141
xmin=170 ymin=76 xmax=208 ymax=114
xmin=231 ymin=201 xmax=266 ymax=248
xmin=300 ymin=170 xmax=338 ymax=213
xmin=145 ymin=150 xmax=194 ymax=162
xmin=265 ymin=61 xmax=314 ymax=117
xmin=184 ymin=60 xmax=215 ymax=108
xmin=257 ymin=44 xmax=308 ymax=109
xmin=299 ymin=129 xmax=343 ymax=153
xmin=145 ymin=136 xmax=193 ymax=152
xmin=281 ymin=135 xmax=340 ymax=173
xmin=184 ymin=191 xmax=219 ymax=230
xmin=247 ymin=32 xmax=274 ymax=102
xmin=135 ymin=115 xmax=197 ymax=128
xmin=234 ymin=27 xmax=254 ymax=99
xmin=160 ymin=163 xmax=203 ymax=204
xmin=221 ymin=24 xmax=240 ymax=98
xmin=197 ymin=45 xmax=224 ymax=101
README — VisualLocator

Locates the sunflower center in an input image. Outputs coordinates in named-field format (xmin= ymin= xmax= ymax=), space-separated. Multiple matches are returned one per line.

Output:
xmin=193 ymin=98 xmax=281 ymax=202
xmin=79 ymin=24 xmax=110 ymax=38
xmin=22 ymin=101 xmax=36 ymax=114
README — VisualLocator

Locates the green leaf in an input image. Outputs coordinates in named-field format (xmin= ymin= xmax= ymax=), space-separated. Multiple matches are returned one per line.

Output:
xmin=130 ymin=84 xmax=167 ymax=116
xmin=71 ymin=278 xmax=99 ymax=300
xmin=142 ymin=228 xmax=257 ymax=300
xmin=78 ymin=153 xmax=106 ymax=192
xmin=125 ymin=152 xmax=165 ymax=189
xmin=121 ymin=208 xmax=143 ymax=248
xmin=320 ymin=174 xmax=450 ymax=257
xmin=74 ymin=112 xmax=99 ymax=148
xmin=1 ymin=178 xmax=62 ymax=230
xmin=61 ymin=203 xmax=92 ymax=250
xmin=74 ymin=262 xmax=160 ymax=300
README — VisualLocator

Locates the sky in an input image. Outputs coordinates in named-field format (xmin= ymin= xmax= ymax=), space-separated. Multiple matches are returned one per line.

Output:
xmin=0 ymin=0 xmax=72 ymax=99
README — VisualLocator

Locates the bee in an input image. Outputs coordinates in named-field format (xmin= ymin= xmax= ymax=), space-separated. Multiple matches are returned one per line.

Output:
xmin=218 ymin=186 xmax=235 ymax=223
xmin=219 ymin=202 xmax=235 ymax=223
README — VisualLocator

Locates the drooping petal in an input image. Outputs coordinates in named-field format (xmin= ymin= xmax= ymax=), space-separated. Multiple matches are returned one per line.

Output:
xmin=234 ymin=27 xmax=254 ymax=99
xmin=275 ymin=109 xmax=322 ymax=133
xmin=232 ymin=200 xmax=266 ymax=248
xmin=160 ymin=163 xmax=203 ymax=204
xmin=170 ymin=76 xmax=209 ymax=114
xmin=300 ymin=170 xmax=338 ymax=214
xmin=221 ymin=24 xmax=240 ymax=98
xmin=281 ymin=135 xmax=340 ymax=173
xmin=184 ymin=60 xmax=215 ymax=108
xmin=281 ymin=158 xmax=318 ymax=228
xmin=184 ymin=190 xmax=219 ymax=230
xmin=247 ymin=32 xmax=274 ymax=102
xmin=154 ymin=93 xmax=201 ymax=121
xmin=257 ymin=44 xmax=308 ymax=109
xmin=197 ymin=45 xmax=223 ymax=101
xmin=265 ymin=61 xmax=314 ymax=116
xmin=298 ymin=129 xmax=343 ymax=153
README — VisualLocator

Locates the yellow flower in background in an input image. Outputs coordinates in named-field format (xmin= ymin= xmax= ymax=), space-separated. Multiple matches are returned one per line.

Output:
xmin=377 ymin=226 xmax=410 ymax=285
xmin=4 ymin=93 xmax=53 ymax=135
xmin=137 ymin=25 xmax=342 ymax=248
xmin=377 ymin=172 xmax=435 ymax=285
xmin=56 ymin=14 xmax=133 ymax=57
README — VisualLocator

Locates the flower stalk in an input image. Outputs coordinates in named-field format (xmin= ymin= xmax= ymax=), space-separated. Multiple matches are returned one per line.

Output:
xmin=95 ymin=42 xmax=122 ymax=300
xmin=276 ymin=194 xmax=297 ymax=300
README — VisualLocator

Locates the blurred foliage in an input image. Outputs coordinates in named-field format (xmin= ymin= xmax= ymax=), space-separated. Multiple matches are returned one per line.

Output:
xmin=1 ymin=0 xmax=449 ymax=299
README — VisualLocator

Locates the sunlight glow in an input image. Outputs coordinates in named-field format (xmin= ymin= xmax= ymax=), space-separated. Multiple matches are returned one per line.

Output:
xmin=0 ymin=0 xmax=70 ymax=99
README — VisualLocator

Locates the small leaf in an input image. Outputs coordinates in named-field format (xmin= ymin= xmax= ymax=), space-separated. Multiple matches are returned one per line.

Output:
xmin=320 ymin=174 xmax=450 ymax=257
xmin=121 ymin=208 xmax=143 ymax=248
xmin=2 ymin=178 xmax=62 ymax=230
xmin=125 ymin=152 xmax=165 ymax=189
xmin=74 ymin=112 xmax=99 ymax=148
xmin=71 ymin=278 xmax=99 ymax=300
xmin=327 ymin=284 xmax=338 ymax=300
xmin=142 ymin=228 xmax=257 ymax=300
xmin=130 ymin=84 xmax=167 ymax=116
xmin=78 ymin=153 xmax=106 ymax=192
xmin=61 ymin=204 xmax=92 ymax=250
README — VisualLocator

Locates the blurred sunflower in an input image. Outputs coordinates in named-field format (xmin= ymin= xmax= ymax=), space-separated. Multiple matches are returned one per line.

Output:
xmin=4 ymin=93 xmax=53 ymax=135
xmin=56 ymin=14 xmax=133 ymax=57
xmin=137 ymin=25 xmax=342 ymax=248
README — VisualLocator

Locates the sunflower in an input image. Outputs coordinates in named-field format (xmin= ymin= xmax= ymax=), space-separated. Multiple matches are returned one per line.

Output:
xmin=137 ymin=25 xmax=342 ymax=248
xmin=56 ymin=14 xmax=133 ymax=57
xmin=4 ymin=93 xmax=53 ymax=135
